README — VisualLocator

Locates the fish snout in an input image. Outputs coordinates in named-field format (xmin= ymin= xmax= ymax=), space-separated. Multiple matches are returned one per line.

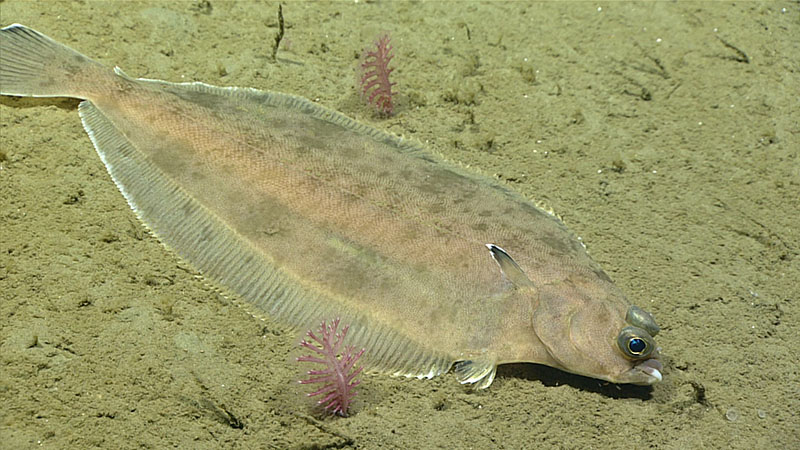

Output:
xmin=632 ymin=358 xmax=663 ymax=384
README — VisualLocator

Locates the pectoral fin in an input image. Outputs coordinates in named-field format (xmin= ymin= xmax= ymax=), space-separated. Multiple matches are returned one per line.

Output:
xmin=453 ymin=356 xmax=497 ymax=390
xmin=486 ymin=244 xmax=533 ymax=288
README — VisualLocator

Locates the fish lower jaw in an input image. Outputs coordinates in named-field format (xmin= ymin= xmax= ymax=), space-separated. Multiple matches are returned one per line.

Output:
xmin=634 ymin=358 xmax=663 ymax=384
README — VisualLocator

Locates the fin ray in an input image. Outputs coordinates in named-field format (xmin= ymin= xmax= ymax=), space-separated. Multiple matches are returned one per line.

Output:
xmin=0 ymin=24 xmax=106 ymax=98
xmin=453 ymin=357 xmax=498 ymax=389
xmin=486 ymin=244 xmax=533 ymax=288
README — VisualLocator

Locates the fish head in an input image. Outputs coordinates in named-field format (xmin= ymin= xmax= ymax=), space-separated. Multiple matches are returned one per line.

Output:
xmin=530 ymin=276 xmax=662 ymax=385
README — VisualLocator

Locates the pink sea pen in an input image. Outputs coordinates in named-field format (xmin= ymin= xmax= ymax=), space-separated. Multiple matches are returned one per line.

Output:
xmin=359 ymin=33 xmax=396 ymax=116
xmin=297 ymin=318 xmax=365 ymax=417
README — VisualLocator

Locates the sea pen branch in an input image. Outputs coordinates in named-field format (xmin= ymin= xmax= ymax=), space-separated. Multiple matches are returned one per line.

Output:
xmin=297 ymin=318 xmax=365 ymax=417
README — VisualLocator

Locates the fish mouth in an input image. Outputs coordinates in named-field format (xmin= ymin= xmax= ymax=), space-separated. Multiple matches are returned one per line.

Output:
xmin=622 ymin=345 xmax=663 ymax=385
xmin=627 ymin=358 xmax=663 ymax=385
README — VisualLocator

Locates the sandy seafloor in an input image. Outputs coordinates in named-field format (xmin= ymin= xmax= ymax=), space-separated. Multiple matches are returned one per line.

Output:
xmin=0 ymin=1 xmax=798 ymax=448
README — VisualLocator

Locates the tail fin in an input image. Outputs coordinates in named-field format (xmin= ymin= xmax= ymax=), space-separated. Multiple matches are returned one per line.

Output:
xmin=0 ymin=24 xmax=108 ymax=99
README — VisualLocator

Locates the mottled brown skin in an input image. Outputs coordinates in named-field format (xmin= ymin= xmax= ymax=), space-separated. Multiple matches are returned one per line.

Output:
xmin=0 ymin=25 xmax=662 ymax=388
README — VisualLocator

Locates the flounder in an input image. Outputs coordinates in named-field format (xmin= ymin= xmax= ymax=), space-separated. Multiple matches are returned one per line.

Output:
xmin=0 ymin=25 xmax=662 ymax=388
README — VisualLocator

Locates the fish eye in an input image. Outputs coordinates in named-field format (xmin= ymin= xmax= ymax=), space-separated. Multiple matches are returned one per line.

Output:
xmin=628 ymin=338 xmax=646 ymax=354
xmin=626 ymin=305 xmax=660 ymax=337
xmin=617 ymin=326 xmax=655 ymax=359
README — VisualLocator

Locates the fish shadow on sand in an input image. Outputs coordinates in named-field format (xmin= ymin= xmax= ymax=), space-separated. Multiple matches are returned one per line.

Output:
xmin=0 ymin=95 xmax=80 ymax=110
xmin=498 ymin=364 xmax=655 ymax=400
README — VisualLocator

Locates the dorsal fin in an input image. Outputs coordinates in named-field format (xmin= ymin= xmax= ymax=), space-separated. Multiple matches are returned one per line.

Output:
xmin=486 ymin=244 xmax=533 ymax=288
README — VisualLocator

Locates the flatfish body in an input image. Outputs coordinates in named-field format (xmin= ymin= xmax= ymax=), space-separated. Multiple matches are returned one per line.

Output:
xmin=0 ymin=25 xmax=662 ymax=387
